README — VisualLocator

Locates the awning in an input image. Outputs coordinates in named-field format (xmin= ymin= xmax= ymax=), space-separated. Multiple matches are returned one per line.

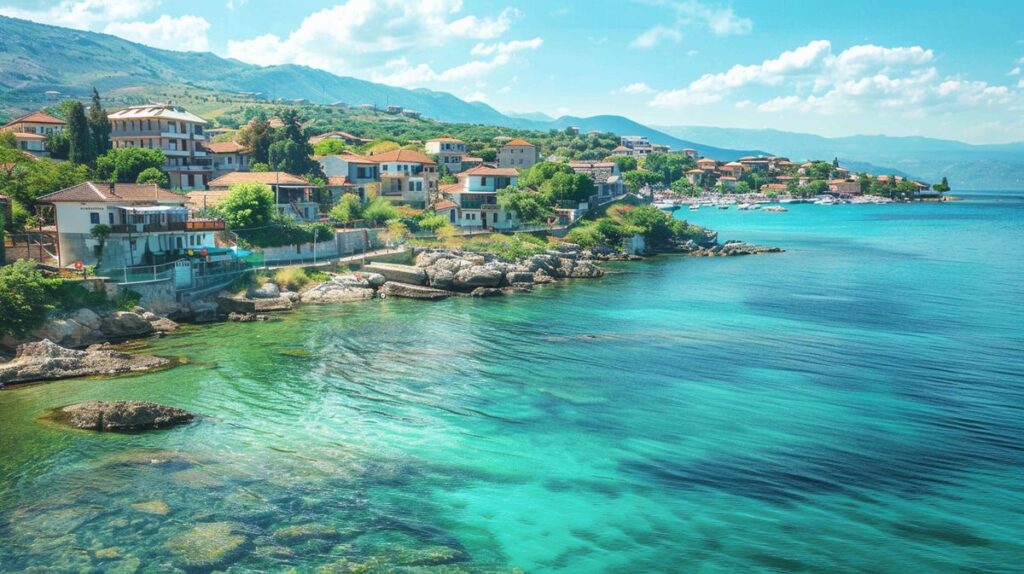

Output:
xmin=115 ymin=205 xmax=187 ymax=213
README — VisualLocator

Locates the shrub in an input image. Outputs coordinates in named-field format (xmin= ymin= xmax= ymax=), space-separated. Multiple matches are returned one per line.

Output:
xmin=136 ymin=167 xmax=170 ymax=187
xmin=220 ymin=183 xmax=275 ymax=229
xmin=565 ymin=223 xmax=607 ymax=250
xmin=362 ymin=196 xmax=398 ymax=225
xmin=329 ymin=193 xmax=362 ymax=222
xmin=273 ymin=267 xmax=312 ymax=291
xmin=113 ymin=289 xmax=142 ymax=311
xmin=0 ymin=260 xmax=53 ymax=337
xmin=417 ymin=213 xmax=450 ymax=232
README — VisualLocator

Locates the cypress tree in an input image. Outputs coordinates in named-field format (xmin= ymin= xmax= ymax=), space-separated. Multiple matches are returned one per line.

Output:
xmin=67 ymin=101 xmax=93 ymax=165
xmin=88 ymin=88 xmax=111 ymax=157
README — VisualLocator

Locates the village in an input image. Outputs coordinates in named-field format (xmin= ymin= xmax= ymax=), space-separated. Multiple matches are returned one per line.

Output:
xmin=0 ymin=96 xmax=946 ymax=314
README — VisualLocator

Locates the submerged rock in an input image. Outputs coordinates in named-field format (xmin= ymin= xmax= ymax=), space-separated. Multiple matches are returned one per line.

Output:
xmin=228 ymin=312 xmax=275 ymax=322
xmin=164 ymin=521 xmax=247 ymax=570
xmin=0 ymin=339 xmax=170 ymax=386
xmin=272 ymin=524 xmax=341 ymax=544
xmin=56 ymin=400 xmax=194 ymax=431
xmin=131 ymin=500 xmax=170 ymax=515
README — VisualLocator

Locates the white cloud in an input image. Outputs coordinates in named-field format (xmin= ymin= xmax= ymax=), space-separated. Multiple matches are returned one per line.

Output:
xmin=226 ymin=0 xmax=247 ymax=10
xmin=464 ymin=91 xmax=489 ymax=103
xmin=649 ymin=39 xmax=1023 ymax=118
xmin=227 ymin=0 xmax=523 ymax=77
xmin=104 ymin=15 xmax=210 ymax=52
xmin=369 ymin=41 xmax=539 ymax=89
xmin=1009 ymin=67 xmax=1021 ymax=76
xmin=631 ymin=1 xmax=751 ymax=49
xmin=0 ymin=0 xmax=159 ymax=30
xmin=470 ymin=37 xmax=543 ymax=57
xmin=613 ymin=82 xmax=656 ymax=95
xmin=630 ymin=25 xmax=682 ymax=49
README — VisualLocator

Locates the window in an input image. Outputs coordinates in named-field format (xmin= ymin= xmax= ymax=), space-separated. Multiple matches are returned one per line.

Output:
xmin=89 ymin=212 xmax=100 ymax=224
xmin=108 ymin=213 xmax=114 ymax=224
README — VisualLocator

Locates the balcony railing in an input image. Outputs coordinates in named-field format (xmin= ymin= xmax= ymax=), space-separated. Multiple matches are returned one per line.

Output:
xmin=110 ymin=220 xmax=225 ymax=233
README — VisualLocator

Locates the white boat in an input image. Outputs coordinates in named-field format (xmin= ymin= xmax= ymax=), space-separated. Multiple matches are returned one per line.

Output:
xmin=815 ymin=198 xmax=836 ymax=205
xmin=717 ymin=204 xmax=730 ymax=210
xmin=688 ymin=203 xmax=700 ymax=211
xmin=737 ymin=203 xmax=752 ymax=210
xmin=654 ymin=202 xmax=680 ymax=212
xmin=763 ymin=206 xmax=788 ymax=212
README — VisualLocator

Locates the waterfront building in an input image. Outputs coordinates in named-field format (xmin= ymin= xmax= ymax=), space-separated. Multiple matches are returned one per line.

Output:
xmin=108 ymin=104 xmax=211 ymax=191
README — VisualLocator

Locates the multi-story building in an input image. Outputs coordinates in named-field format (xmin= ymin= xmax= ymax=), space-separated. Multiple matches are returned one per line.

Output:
xmin=318 ymin=153 xmax=381 ymax=202
xmin=38 ymin=182 xmax=224 ymax=270
xmin=446 ymin=166 xmax=520 ymax=230
xmin=497 ymin=138 xmax=537 ymax=170
xmin=2 ymin=111 xmax=66 ymax=157
xmin=202 ymin=172 xmax=320 ymax=221
xmin=620 ymin=135 xmax=653 ymax=158
xmin=370 ymin=149 xmax=437 ymax=207
xmin=202 ymin=141 xmax=250 ymax=178
xmin=568 ymin=161 xmax=624 ymax=198
xmin=425 ymin=137 xmax=467 ymax=173
xmin=107 ymin=104 xmax=211 ymax=191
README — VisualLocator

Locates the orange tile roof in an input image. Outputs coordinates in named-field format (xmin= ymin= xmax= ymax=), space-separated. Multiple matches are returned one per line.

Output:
xmin=201 ymin=141 xmax=246 ymax=153
xmin=434 ymin=200 xmax=458 ymax=210
xmin=427 ymin=137 xmax=465 ymax=143
xmin=368 ymin=149 xmax=436 ymax=165
xmin=439 ymin=183 xmax=462 ymax=195
xmin=208 ymin=172 xmax=310 ymax=187
xmin=3 ymin=111 xmax=66 ymax=128
xmin=503 ymin=138 xmax=534 ymax=147
xmin=13 ymin=132 xmax=47 ymax=140
xmin=38 ymin=182 xmax=184 ymax=203
xmin=611 ymin=146 xmax=631 ymax=152
xmin=323 ymin=153 xmax=376 ymax=164
xmin=463 ymin=166 xmax=520 ymax=177
xmin=327 ymin=176 xmax=350 ymax=186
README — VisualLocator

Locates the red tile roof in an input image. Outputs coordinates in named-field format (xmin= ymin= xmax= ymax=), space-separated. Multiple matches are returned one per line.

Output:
xmin=503 ymin=138 xmax=534 ymax=147
xmin=433 ymin=200 xmax=458 ymax=210
xmin=13 ymin=132 xmax=47 ymax=140
xmin=208 ymin=172 xmax=310 ymax=187
xmin=323 ymin=153 xmax=376 ymax=164
xmin=368 ymin=149 xmax=436 ymax=165
xmin=327 ymin=176 xmax=350 ymax=186
xmin=3 ymin=111 xmax=66 ymax=128
xmin=38 ymin=182 xmax=184 ymax=203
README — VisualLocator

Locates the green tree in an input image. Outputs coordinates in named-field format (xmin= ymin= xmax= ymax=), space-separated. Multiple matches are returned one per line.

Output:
xmin=933 ymin=176 xmax=950 ymax=192
xmin=417 ymin=213 xmax=451 ymax=232
xmin=313 ymin=139 xmax=347 ymax=156
xmin=0 ymin=260 xmax=53 ymax=337
xmin=46 ymin=131 xmax=70 ymax=160
xmin=477 ymin=148 xmax=497 ymax=162
xmin=328 ymin=193 xmax=363 ymax=222
xmin=736 ymin=181 xmax=752 ymax=194
xmin=362 ymin=196 xmax=398 ymax=225
xmin=805 ymin=179 xmax=829 ymax=194
xmin=88 ymin=88 xmax=112 ymax=157
xmin=542 ymin=172 xmax=595 ymax=204
xmin=0 ymin=212 xmax=5 ymax=265
xmin=90 ymin=224 xmax=111 ymax=269
xmin=623 ymin=170 xmax=662 ymax=194
xmin=219 ymin=183 xmax=275 ymax=229
xmin=641 ymin=153 xmax=693 ymax=185
xmin=0 ymin=157 xmax=90 ymax=217
xmin=136 ymin=167 xmax=170 ymax=187
xmin=250 ymin=162 xmax=270 ymax=172
xmin=66 ymin=101 xmax=93 ymax=165
xmin=239 ymin=119 xmax=272 ymax=164
xmin=520 ymin=161 xmax=574 ymax=188
xmin=497 ymin=185 xmax=550 ymax=223
xmin=670 ymin=178 xmax=699 ymax=197
xmin=611 ymin=156 xmax=637 ymax=173
xmin=0 ymin=129 xmax=16 ymax=149
xmin=95 ymin=148 xmax=166 ymax=183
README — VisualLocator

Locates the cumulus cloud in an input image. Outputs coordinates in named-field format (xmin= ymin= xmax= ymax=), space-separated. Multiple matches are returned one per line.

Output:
xmin=630 ymin=0 xmax=751 ymax=49
xmin=470 ymin=37 xmax=543 ymax=57
xmin=227 ymin=0 xmax=521 ymax=74
xmin=649 ymin=39 xmax=1022 ymax=118
xmin=226 ymin=0 xmax=247 ymax=10
xmin=613 ymin=82 xmax=656 ymax=95
xmin=104 ymin=15 xmax=210 ymax=52
xmin=0 ymin=0 xmax=159 ymax=30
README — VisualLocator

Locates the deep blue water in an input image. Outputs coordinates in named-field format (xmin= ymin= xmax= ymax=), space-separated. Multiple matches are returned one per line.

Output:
xmin=0 ymin=193 xmax=1022 ymax=573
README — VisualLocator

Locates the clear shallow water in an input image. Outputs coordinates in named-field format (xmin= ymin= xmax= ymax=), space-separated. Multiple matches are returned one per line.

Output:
xmin=2 ymin=194 xmax=1023 ymax=573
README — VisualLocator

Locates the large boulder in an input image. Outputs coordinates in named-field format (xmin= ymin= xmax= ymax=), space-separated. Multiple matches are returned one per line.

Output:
xmin=425 ymin=267 xmax=455 ymax=290
xmin=0 ymin=339 xmax=171 ymax=386
xmin=452 ymin=265 xmax=503 ymax=289
xmin=381 ymin=282 xmax=453 ymax=300
xmin=300 ymin=276 xmax=374 ymax=304
xmin=56 ymin=400 xmax=194 ymax=431
xmin=69 ymin=308 xmax=102 ymax=331
xmin=188 ymin=299 xmax=220 ymax=323
xmin=99 ymin=312 xmax=155 ymax=340
xmin=361 ymin=263 xmax=427 ymax=286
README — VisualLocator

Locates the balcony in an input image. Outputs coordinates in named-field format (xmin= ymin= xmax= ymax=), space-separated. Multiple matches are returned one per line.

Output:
xmin=110 ymin=220 xmax=225 ymax=234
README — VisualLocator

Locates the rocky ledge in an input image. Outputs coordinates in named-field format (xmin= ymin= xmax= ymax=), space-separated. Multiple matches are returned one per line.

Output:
xmin=0 ymin=339 xmax=171 ymax=387
xmin=53 ymin=400 xmax=195 ymax=431
xmin=675 ymin=240 xmax=784 ymax=256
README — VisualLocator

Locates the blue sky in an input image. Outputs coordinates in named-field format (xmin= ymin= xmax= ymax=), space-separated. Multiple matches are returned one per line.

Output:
xmin=3 ymin=0 xmax=1024 ymax=143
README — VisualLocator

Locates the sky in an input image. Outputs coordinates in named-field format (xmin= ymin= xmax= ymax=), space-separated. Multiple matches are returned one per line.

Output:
xmin=3 ymin=0 xmax=1024 ymax=144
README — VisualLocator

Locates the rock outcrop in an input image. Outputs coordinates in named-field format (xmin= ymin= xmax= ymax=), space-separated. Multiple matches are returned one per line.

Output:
xmin=0 ymin=339 xmax=171 ymax=386
xmin=381 ymin=281 xmax=453 ymax=300
xmin=55 ymin=400 xmax=194 ymax=431
xmin=300 ymin=273 xmax=375 ymax=304
xmin=411 ymin=248 xmax=606 ymax=296
xmin=361 ymin=262 xmax=428 ymax=285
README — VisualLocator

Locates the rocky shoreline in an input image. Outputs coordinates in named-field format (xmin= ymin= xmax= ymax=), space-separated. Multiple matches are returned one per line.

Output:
xmin=0 ymin=237 xmax=781 ymax=385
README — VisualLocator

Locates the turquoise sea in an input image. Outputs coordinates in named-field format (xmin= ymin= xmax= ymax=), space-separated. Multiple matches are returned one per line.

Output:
xmin=1 ymin=193 xmax=1023 ymax=573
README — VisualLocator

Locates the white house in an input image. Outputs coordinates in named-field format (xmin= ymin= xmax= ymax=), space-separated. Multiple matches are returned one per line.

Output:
xmin=201 ymin=141 xmax=250 ymax=177
xmin=318 ymin=153 xmax=381 ymax=202
xmin=2 ymin=111 xmax=65 ymax=157
xmin=38 ymin=182 xmax=223 ymax=270
xmin=425 ymin=137 xmax=467 ymax=173
xmin=108 ymin=104 xmax=211 ymax=191
xmin=369 ymin=149 xmax=437 ymax=207
xmin=446 ymin=166 xmax=520 ymax=230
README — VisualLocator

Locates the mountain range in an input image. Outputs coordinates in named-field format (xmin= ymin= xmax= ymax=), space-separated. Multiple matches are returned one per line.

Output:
xmin=2 ymin=16 xmax=1021 ymax=189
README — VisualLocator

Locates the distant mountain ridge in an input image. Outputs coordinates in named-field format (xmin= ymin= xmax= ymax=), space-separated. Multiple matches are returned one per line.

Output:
xmin=656 ymin=126 xmax=1024 ymax=190
xmin=0 ymin=16 xmax=760 ymax=160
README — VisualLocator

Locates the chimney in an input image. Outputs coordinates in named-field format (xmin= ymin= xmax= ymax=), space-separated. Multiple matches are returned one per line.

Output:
xmin=108 ymin=181 xmax=116 ymax=196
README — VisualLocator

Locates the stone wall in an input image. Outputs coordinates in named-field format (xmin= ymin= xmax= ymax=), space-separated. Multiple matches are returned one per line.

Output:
xmin=260 ymin=228 xmax=381 ymax=265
